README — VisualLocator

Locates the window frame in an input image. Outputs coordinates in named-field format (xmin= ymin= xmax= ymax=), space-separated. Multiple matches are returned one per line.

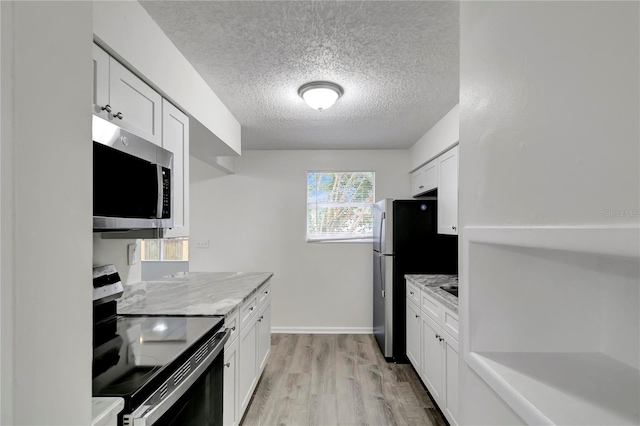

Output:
xmin=306 ymin=170 xmax=376 ymax=243
xmin=141 ymin=237 xmax=189 ymax=262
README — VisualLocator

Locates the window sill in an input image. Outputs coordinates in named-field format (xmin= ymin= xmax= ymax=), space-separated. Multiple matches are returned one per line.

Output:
xmin=306 ymin=238 xmax=373 ymax=244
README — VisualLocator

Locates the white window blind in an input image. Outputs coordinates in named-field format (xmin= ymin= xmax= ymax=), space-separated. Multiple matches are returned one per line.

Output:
xmin=307 ymin=172 xmax=375 ymax=242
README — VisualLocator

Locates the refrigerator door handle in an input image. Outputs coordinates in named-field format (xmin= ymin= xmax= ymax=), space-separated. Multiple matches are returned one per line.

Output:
xmin=379 ymin=256 xmax=385 ymax=298
xmin=378 ymin=212 xmax=386 ymax=252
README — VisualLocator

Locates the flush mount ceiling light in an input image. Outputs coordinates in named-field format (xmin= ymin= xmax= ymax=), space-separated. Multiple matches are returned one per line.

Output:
xmin=298 ymin=81 xmax=344 ymax=111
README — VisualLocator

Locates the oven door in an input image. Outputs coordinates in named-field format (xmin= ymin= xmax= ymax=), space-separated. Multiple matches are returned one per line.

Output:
xmin=154 ymin=355 xmax=223 ymax=426
xmin=128 ymin=328 xmax=230 ymax=426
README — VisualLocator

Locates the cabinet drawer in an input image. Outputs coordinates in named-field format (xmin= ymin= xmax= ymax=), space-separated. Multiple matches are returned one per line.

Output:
xmin=421 ymin=290 xmax=442 ymax=323
xmin=442 ymin=305 xmax=459 ymax=341
xmin=225 ymin=308 xmax=240 ymax=348
xmin=406 ymin=281 xmax=421 ymax=306
xmin=239 ymin=295 xmax=258 ymax=330
xmin=257 ymin=281 xmax=271 ymax=308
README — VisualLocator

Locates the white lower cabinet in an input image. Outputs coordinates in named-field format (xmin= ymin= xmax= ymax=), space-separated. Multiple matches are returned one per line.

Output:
xmin=238 ymin=315 xmax=258 ymax=416
xmin=406 ymin=299 xmax=421 ymax=370
xmin=443 ymin=330 xmax=459 ymax=423
xmin=226 ymin=280 xmax=272 ymax=424
xmin=406 ymin=281 xmax=459 ymax=426
xmin=223 ymin=335 xmax=239 ymax=426
xmin=257 ymin=299 xmax=271 ymax=373
xmin=421 ymin=315 xmax=444 ymax=402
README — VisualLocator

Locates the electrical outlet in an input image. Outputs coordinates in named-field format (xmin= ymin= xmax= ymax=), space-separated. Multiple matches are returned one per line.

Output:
xmin=128 ymin=243 xmax=138 ymax=265
xmin=195 ymin=240 xmax=209 ymax=249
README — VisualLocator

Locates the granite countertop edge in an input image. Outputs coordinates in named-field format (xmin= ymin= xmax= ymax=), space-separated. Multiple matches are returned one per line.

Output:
xmin=117 ymin=272 xmax=274 ymax=317
xmin=405 ymin=274 xmax=458 ymax=314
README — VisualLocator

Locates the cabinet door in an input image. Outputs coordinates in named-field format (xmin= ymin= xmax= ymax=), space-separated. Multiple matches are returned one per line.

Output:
xmin=437 ymin=145 xmax=459 ymax=235
xmin=238 ymin=317 xmax=258 ymax=417
xmin=161 ymin=100 xmax=190 ymax=238
xmin=421 ymin=315 xmax=443 ymax=401
xmin=256 ymin=299 xmax=271 ymax=374
xmin=422 ymin=159 xmax=438 ymax=193
xmin=92 ymin=44 xmax=110 ymax=118
xmin=411 ymin=168 xmax=426 ymax=197
xmin=443 ymin=331 xmax=459 ymax=426
xmin=109 ymin=58 xmax=162 ymax=145
xmin=406 ymin=299 xmax=421 ymax=370
xmin=223 ymin=336 xmax=239 ymax=426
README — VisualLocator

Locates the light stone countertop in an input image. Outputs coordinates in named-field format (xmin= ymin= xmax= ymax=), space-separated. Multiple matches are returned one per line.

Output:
xmin=405 ymin=274 xmax=458 ymax=314
xmin=117 ymin=272 xmax=273 ymax=316
xmin=92 ymin=397 xmax=124 ymax=426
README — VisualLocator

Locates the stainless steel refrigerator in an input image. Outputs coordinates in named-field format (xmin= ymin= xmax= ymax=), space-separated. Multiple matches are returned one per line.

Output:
xmin=373 ymin=198 xmax=457 ymax=361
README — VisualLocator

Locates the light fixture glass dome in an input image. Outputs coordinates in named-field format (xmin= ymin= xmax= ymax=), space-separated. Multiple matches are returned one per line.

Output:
xmin=298 ymin=81 xmax=344 ymax=111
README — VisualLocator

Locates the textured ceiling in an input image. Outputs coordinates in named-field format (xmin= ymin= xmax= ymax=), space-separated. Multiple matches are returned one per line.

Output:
xmin=140 ymin=1 xmax=459 ymax=150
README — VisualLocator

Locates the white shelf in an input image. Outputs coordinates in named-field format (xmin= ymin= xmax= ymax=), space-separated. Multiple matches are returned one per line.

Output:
xmin=466 ymin=352 xmax=640 ymax=425
xmin=461 ymin=226 xmax=640 ymax=425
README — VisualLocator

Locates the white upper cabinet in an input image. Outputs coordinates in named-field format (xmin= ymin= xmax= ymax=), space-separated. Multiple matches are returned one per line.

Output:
xmin=161 ymin=99 xmax=189 ymax=238
xmin=92 ymin=44 xmax=110 ymax=118
xmin=411 ymin=159 xmax=438 ymax=197
xmin=92 ymin=43 xmax=162 ymax=145
xmin=109 ymin=59 xmax=162 ymax=145
xmin=437 ymin=145 xmax=459 ymax=235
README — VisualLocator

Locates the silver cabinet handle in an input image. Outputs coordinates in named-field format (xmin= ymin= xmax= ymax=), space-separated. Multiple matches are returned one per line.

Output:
xmin=231 ymin=326 xmax=236 ymax=332
xmin=452 ymin=226 xmax=457 ymax=231
xmin=265 ymin=290 xmax=270 ymax=295
xmin=257 ymin=315 xmax=264 ymax=322
xmin=114 ymin=112 xmax=124 ymax=120
xmin=224 ymin=362 xmax=231 ymax=368
xmin=419 ymin=185 xmax=424 ymax=189
xmin=409 ymin=291 xmax=414 ymax=295
xmin=435 ymin=333 xmax=440 ymax=339
xmin=100 ymin=104 xmax=112 ymax=113
xmin=439 ymin=337 xmax=444 ymax=342
xmin=249 ymin=306 xmax=254 ymax=312
xmin=415 ymin=314 xmax=419 ymax=318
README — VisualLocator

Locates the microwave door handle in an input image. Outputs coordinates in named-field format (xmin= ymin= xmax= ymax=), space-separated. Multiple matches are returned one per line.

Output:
xmin=156 ymin=165 xmax=163 ymax=219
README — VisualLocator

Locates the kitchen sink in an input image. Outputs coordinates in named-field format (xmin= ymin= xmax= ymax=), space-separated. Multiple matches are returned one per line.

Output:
xmin=439 ymin=285 xmax=458 ymax=297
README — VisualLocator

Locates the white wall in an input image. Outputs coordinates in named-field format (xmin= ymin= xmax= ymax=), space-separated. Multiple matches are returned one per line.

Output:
xmin=459 ymin=1 xmax=639 ymax=424
xmin=409 ymin=104 xmax=459 ymax=171
xmin=93 ymin=236 xmax=141 ymax=285
xmin=190 ymin=150 xmax=410 ymax=331
xmin=1 ymin=2 xmax=93 ymax=424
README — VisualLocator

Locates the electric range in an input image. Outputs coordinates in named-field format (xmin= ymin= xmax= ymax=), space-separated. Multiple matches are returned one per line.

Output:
xmin=92 ymin=265 xmax=229 ymax=426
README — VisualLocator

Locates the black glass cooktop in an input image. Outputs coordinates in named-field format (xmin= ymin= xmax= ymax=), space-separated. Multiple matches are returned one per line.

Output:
xmin=92 ymin=315 xmax=223 ymax=401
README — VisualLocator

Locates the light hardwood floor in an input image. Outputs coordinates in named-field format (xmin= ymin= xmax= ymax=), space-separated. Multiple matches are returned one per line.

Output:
xmin=241 ymin=334 xmax=447 ymax=426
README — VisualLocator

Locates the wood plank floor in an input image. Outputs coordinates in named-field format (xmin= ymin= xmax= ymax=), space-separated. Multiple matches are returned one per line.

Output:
xmin=241 ymin=334 xmax=447 ymax=426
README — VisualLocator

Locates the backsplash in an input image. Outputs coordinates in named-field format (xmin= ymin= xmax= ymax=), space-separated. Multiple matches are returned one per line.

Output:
xmin=93 ymin=234 xmax=141 ymax=285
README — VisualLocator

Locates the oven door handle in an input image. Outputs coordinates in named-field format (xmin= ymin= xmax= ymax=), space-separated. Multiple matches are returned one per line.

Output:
xmin=129 ymin=327 xmax=231 ymax=426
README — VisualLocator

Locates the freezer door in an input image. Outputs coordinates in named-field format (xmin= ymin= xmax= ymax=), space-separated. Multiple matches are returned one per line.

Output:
xmin=373 ymin=251 xmax=394 ymax=358
xmin=373 ymin=199 xmax=393 ymax=254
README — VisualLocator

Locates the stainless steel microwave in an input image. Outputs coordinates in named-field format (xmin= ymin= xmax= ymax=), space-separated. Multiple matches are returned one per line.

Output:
xmin=93 ymin=116 xmax=173 ymax=231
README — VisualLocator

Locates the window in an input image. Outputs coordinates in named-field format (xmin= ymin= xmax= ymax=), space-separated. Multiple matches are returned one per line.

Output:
xmin=307 ymin=172 xmax=375 ymax=242
xmin=141 ymin=238 xmax=189 ymax=261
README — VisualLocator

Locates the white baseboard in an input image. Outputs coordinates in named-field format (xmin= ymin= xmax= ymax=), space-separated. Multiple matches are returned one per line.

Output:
xmin=271 ymin=326 xmax=373 ymax=334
